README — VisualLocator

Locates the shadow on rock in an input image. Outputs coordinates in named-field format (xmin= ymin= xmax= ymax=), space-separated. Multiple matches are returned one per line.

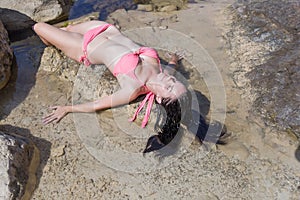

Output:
xmin=186 ymin=90 xmax=229 ymax=146
xmin=295 ymin=145 xmax=300 ymax=162
xmin=0 ymin=8 xmax=36 ymax=42
xmin=0 ymin=9 xmax=45 ymax=121
xmin=148 ymin=89 xmax=229 ymax=156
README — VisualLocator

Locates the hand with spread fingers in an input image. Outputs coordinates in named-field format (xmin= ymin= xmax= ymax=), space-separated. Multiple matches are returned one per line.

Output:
xmin=42 ymin=106 xmax=70 ymax=124
xmin=165 ymin=50 xmax=186 ymax=75
xmin=165 ymin=50 xmax=185 ymax=65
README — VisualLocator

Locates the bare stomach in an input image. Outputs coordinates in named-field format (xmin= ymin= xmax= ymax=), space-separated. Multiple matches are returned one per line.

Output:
xmin=86 ymin=28 xmax=141 ymax=72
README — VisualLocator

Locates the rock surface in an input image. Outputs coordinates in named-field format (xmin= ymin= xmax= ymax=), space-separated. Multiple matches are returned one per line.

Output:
xmin=0 ymin=20 xmax=13 ymax=90
xmin=224 ymin=0 xmax=300 ymax=138
xmin=1 ymin=1 xmax=300 ymax=199
xmin=151 ymin=0 xmax=187 ymax=11
xmin=0 ymin=130 xmax=39 ymax=200
xmin=0 ymin=0 xmax=72 ymax=23
xmin=134 ymin=0 xmax=187 ymax=11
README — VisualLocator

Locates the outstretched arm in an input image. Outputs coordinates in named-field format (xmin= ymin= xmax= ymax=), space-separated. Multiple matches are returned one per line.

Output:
xmin=42 ymin=88 xmax=138 ymax=124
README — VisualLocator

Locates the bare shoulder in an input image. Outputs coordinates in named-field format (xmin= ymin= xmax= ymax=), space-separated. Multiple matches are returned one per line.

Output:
xmin=117 ymin=75 xmax=146 ymax=96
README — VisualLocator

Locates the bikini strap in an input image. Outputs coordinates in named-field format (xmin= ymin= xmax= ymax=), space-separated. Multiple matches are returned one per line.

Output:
xmin=79 ymin=50 xmax=91 ymax=66
xmin=80 ymin=23 xmax=112 ymax=66
xmin=129 ymin=92 xmax=155 ymax=128
xmin=128 ymin=47 xmax=162 ymax=127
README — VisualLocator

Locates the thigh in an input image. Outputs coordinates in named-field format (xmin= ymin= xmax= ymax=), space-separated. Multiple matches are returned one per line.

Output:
xmin=65 ymin=20 xmax=109 ymax=35
xmin=34 ymin=22 xmax=83 ymax=61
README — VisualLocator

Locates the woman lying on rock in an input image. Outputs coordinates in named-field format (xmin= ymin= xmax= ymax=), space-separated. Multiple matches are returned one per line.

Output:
xmin=33 ymin=20 xmax=189 ymax=153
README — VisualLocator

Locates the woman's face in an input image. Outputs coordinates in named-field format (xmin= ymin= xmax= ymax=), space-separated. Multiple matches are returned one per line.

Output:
xmin=150 ymin=72 xmax=186 ymax=102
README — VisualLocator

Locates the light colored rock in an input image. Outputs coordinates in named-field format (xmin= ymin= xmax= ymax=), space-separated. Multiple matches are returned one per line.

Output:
xmin=137 ymin=4 xmax=153 ymax=12
xmin=159 ymin=5 xmax=177 ymax=12
xmin=40 ymin=46 xmax=80 ymax=82
xmin=0 ymin=0 xmax=72 ymax=23
xmin=151 ymin=0 xmax=187 ymax=11
xmin=0 ymin=130 xmax=40 ymax=200
xmin=135 ymin=0 xmax=187 ymax=12
xmin=0 ymin=20 xmax=12 ymax=90
xmin=51 ymin=145 xmax=66 ymax=157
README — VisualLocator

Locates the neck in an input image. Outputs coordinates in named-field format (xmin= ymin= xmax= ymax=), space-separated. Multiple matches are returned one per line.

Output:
xmin=136 ymin=62 xmax=160 ymax=86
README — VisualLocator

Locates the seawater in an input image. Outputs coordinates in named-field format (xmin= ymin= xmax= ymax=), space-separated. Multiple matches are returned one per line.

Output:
xmin=69 ymin=0 xmax=137 ymax=20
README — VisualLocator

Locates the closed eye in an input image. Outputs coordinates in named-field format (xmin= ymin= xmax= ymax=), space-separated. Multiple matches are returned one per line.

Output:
xmin=168 ymin=85 xmax=174 ymax=92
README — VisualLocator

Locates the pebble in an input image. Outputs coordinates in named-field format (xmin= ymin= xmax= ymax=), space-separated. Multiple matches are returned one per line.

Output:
xmin=137 ymin=4 xmax=153 ymax=12
xmin=51 ymin=145 xmax=66 ymax=157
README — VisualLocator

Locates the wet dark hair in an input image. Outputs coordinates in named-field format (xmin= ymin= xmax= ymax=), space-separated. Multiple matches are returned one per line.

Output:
xmin=143 ymin=92 xmax=189 ymax=153
xmin=143 ymin=90 xmax=228 ymax=154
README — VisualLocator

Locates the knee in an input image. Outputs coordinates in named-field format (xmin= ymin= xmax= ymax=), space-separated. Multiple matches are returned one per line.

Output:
xmin=32 ymin=22 xmax=45 ymax=33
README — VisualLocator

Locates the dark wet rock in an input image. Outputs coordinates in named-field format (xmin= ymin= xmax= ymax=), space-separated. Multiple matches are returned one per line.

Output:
xmin=134 ymin=0 xmax=151 ymax=4
xmin=247 ymin=40 xmax=300 ymax=136
xmin=0 ymin=20 xmax=13 ymax=90
xmin=225 ymin=0 xmax=300 ymax=138
xmin=0 ymin=8 xmax=36 ymax=42
xmin=0 ymin=130 xmax=40 ymax=200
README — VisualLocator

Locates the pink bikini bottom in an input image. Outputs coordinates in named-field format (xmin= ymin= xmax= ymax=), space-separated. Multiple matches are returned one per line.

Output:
xmin=79 ymin=23 xmax=112 ymax=66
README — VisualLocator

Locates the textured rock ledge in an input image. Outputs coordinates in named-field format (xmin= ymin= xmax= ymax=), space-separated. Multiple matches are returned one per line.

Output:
xmin=0 ymin=0 xmax=71 ymax=23
xmin=224 ymin=0 xmax=300 ymax=138
xmin=0 ymin=130 xmax=40 ymax=200
xmin=0 ymin=20 xmax=13 ymax=90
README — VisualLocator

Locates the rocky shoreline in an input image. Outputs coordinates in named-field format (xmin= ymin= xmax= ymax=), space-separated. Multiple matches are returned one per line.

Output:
xmin=224 ymin=0 xmax=300 ymax=138
xmin=0 ymin=0 xmax=299 ymax=199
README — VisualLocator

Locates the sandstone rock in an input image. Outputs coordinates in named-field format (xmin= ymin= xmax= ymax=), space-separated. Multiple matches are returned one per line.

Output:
xmin=40 ymin=46 xmax=80 ymax=82
xmin=137 ymin=4 xmax=153 ymax=12
xmin=159 ymin=5 xmax=177 ymax=12
xmin=135 ymin=0 xmax=187 ymax=12
xmin=151 ymin=0 xmax=187 ymax=11
xmin=0 ymin=20 xmax=13 ymax=90
xmin=0 ymin=130 xmax=40 ymax=200
xmin=0 ymin=0 xmax=72 ymax=23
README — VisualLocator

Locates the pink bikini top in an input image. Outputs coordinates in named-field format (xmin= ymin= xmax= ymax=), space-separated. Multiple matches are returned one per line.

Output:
xmin=113 ymin=47 xmax=162 ymax=128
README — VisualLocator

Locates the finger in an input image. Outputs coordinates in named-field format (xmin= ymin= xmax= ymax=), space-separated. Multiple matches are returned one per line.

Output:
xmin=176 ymin=52 xmax=185 ymax=58
xmin=175 ymin=50 xmax=186 ymax=57
xmin=42 ymin=114 xmax=58 ymax=124
xmin=43 ymin=116 xmax=57 ymax=125
xmin=43 ymin=110 xmax=58 ymax=119
xmin=53 ymin=117 xmax=62 ymax=124
xmin=50 ymin=106 xmax=58 ymax=110
xmin=165 ymin=52 xmax=172 ymax=58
